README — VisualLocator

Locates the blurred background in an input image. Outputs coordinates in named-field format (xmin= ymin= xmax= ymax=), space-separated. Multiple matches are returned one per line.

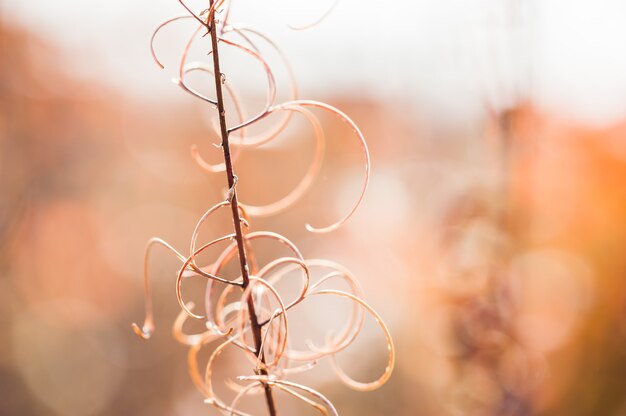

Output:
xmin=2 ymin=0 xmax=626 ymax=415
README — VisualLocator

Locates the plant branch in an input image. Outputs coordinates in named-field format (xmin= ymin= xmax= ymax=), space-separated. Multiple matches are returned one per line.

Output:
xmin=207 ymin=2 xmax=278 ymax=415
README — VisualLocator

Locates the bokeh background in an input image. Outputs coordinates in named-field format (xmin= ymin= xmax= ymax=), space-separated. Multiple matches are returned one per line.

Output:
xmin=2 ymin=0 xmax=626 ymax=415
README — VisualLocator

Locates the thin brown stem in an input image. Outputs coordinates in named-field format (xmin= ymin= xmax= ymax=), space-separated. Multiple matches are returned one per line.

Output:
xmin=207 ymin=2 xmax=278 ymax=415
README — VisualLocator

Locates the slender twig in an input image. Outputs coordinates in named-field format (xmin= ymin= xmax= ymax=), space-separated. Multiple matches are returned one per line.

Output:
xmin=207 ymin=2 xmax=278 ymax=415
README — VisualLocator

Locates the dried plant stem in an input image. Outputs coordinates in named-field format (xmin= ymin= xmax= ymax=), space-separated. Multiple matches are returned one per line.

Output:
xmin=139 ymin=3 xmax=393 ymax=413
xmin=207 ymin=2 xmax=278 ymax=415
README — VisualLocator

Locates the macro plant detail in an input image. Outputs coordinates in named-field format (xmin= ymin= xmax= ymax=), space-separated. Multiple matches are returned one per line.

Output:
xmin=131 ymin=1 xmax=394 ymax=415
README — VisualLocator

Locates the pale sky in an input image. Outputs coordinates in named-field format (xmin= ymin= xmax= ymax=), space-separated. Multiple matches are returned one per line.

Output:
xmin=3 ymin=0 xmax=626 ymax=126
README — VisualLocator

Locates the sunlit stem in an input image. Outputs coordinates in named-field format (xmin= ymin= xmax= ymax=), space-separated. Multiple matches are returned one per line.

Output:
xmin=207 ymin=1 xmax=278 ymax=414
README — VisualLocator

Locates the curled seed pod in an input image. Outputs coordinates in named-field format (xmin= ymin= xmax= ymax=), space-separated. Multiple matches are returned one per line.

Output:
xmin=238 ymin=105 xmax=325 ymax=217
xmin=309 ymin=290 xmax=395 ymax=391
xmin=174 ymin=302 xmax=221 ymax=346
xmin=257 ymin=257 xmax=310 ymax=311
xmin=271 ymin=100 xmax=370 ymax=233
xmin=151 ymin=15 xmax=194 ymax=70
xmin=288 ymin=0 xmax=340 ymax=31
xmin=132 ymin=237 xmax=188 ymax=339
